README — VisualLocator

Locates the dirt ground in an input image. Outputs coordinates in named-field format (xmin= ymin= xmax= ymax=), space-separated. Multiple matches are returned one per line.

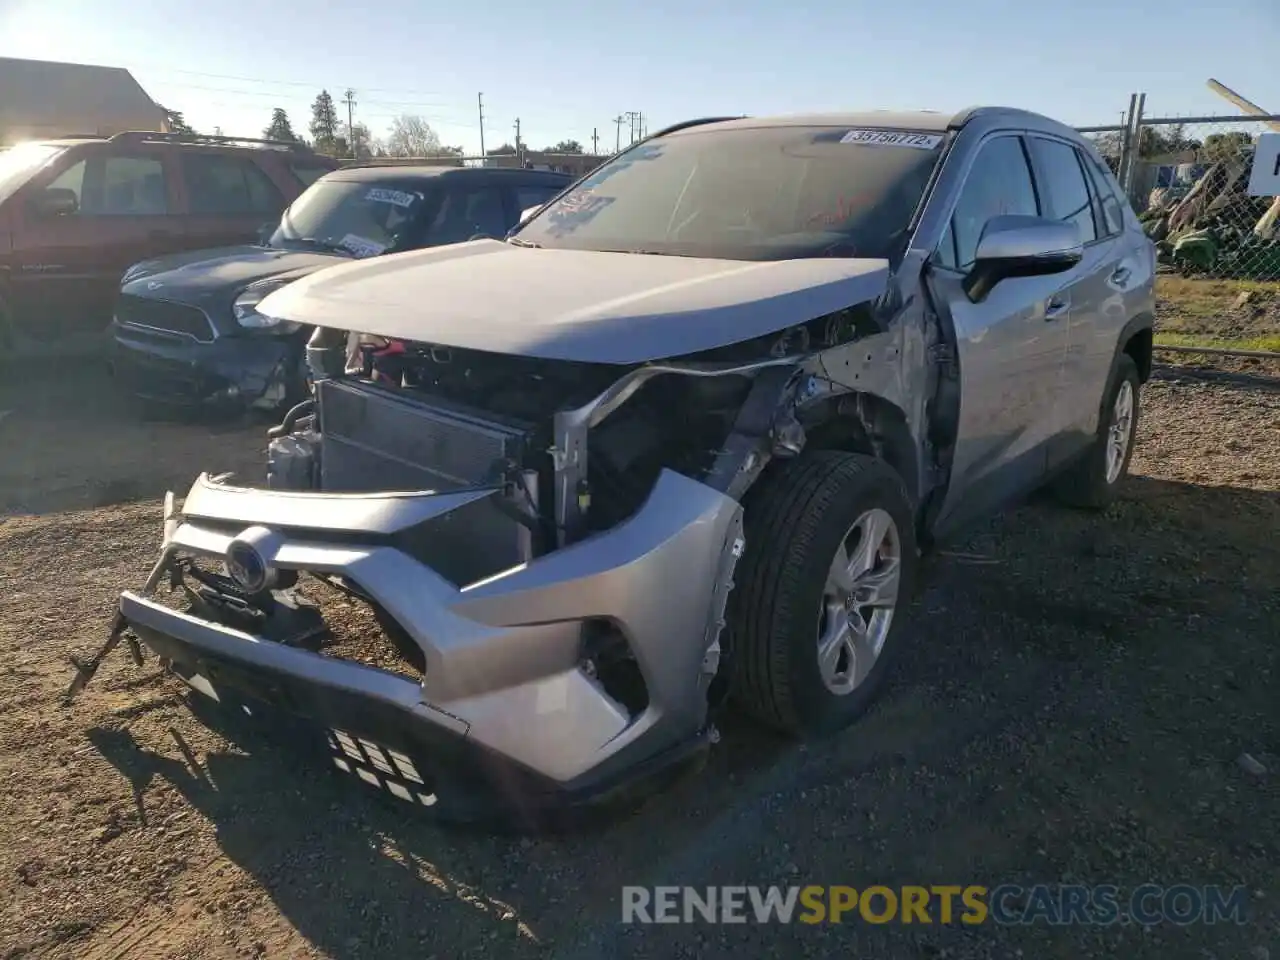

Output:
xmin=0 ymin=359 xmax=1277 ymax=960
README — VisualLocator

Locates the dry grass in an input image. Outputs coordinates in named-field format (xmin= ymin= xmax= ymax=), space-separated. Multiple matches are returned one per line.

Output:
xmin=1156 ymin=275 xmax=1280 ymax=353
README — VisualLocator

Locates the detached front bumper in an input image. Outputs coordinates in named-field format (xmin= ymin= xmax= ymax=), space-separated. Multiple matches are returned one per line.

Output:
xmin=107 ymin=470 xmax=744 ymax=817
xmin=109 ymin=318 xmax=302 ymax=410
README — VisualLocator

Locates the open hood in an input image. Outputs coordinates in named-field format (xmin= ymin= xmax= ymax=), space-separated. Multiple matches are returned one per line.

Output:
xmin=256 ymin=239 xmax=890 ymax=364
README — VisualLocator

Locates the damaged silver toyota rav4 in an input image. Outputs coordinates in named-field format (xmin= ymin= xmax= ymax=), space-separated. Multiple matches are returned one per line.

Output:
xmin=72 ymin=108 xmax=1155 ymax=821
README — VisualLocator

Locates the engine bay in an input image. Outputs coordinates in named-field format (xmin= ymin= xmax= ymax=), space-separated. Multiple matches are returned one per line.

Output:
xmin=269 ymin=336 xmax=757 ymax=560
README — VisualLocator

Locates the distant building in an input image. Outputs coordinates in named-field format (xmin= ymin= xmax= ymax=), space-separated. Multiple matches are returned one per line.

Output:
xmin=483 ymin=151 xmax=606 ymax=177
xmin=0 ymin=57 xmax=168 ymax=145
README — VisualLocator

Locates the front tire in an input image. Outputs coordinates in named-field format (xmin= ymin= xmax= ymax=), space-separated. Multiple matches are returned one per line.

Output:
xmin=1052 ymin=353 xmax=1141 ymax=510
xmin=727 ymin=451 xmax=918 ymax=737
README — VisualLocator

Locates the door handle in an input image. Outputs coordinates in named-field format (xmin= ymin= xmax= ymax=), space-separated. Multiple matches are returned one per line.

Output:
xmin=1110 ymin=265 xmax=1132 ymax=286
xmin=1045 ymin=297 xmax=1070 ymax=321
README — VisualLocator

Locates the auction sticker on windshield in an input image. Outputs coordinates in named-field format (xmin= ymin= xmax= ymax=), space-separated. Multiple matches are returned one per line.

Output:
xmin=365 ymin=187 xmax=417 ymax=207
xmin=840 ymin=129 xmax=943 ymax=149
xmin=339 ymin=234 xmax=388 ymax=258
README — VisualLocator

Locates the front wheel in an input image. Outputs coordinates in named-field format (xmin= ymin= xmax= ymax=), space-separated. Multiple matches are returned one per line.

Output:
xmin=727 ymin=451 xmax=918 ymax=737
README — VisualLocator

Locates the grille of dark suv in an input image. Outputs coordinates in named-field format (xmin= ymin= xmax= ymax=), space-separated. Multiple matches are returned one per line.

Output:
xmin=116 ymin=294 xmax=215 ymax=342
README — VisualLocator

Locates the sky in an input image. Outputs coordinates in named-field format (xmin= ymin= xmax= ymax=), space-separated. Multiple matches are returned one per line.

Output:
xmin=2 ymin=0 xmax=1278 ymax=155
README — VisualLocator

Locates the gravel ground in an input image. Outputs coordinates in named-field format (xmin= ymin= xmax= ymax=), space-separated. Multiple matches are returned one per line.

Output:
xmin=0 ymin=364 xmax=1276 ymax=960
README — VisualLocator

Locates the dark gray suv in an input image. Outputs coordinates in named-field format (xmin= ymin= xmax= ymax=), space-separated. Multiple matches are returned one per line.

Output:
xmin=108 ymin=164 xmax=570 ymax=411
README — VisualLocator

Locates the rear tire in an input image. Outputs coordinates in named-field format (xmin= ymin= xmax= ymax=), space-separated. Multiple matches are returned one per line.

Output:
xmin=1052 ymin=354 xmax=1141 ymax=510
xmin=727 ymin=451 xmax=918 ymax=737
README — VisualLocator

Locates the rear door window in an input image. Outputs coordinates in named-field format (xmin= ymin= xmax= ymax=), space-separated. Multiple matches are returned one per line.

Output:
xmin=183 ymin=153 xmax=285 ymax=216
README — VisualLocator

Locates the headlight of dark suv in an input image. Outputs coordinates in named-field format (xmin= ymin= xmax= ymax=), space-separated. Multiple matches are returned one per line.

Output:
xmin=233 ymin=278 xmax=300 ymax=332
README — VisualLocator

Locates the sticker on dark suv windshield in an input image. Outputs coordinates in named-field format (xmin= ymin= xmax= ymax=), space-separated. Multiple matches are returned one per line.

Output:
xmin=840 ymin=129 xmax=943 ymax=149
xmin=339 ymin=234 xmax=388 ymax=258
xmin=365 ymin=187 xmax=417 ymax=208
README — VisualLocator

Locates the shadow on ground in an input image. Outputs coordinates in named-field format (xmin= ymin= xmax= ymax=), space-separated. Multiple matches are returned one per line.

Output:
xmin=0 ymin=359 xmax=268 ymax=515
xmin=83 ymin=474 xmax=1280 ymax=959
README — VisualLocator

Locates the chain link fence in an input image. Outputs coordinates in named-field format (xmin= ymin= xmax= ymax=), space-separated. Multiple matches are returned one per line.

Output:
xmin=1126 ymin=115 xmax=1280 ymax=282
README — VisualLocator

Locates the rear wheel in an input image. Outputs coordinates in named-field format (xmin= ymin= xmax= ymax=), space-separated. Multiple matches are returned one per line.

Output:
xmin=727 ymin=451 xmax=918 ymax=736
xmin=1052 ymin=354 xmax=1141 ymax=509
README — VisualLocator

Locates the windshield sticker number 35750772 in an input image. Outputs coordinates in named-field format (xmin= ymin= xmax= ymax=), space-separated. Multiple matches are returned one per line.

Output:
xmin=840 ymin=129 xmax=943 ymax=149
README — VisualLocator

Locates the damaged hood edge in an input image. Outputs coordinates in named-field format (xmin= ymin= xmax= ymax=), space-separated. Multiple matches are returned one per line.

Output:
xmin=255 ymin=240 xmax=891 ymax=365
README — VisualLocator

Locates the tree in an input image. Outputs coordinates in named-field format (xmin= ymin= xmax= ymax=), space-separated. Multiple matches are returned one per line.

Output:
xmin=309 ymin=90 xmax=340 ymax=152
xmin=162 ymin=107 xmax=195 ymax=135
xmin=264 ymin=108 xmax=299 ymax=143
xmin=385 ymin=114 xmax=450 ymax=157
xmin=546 ymin=139 xmax=583 ymax=153
xmin=489 ymin=142 xmax=518 ymax=155
xmin=1137 ymin=124 xmax=1201 ymax=160
xmin=1202 ymin=131 xmax=1253 ymax=161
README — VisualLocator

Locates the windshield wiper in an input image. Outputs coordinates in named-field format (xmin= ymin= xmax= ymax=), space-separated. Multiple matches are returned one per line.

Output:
xmin=288 ymin=237 xmax=355 ymax=256
xmin=506 ymin=236 xmax=542 ymax=248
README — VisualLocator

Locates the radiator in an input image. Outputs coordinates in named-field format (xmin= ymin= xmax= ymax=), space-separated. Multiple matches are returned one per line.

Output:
xmin=315 ymin=379 xmax=538 ymax=585
xmin=317 ymin=379 xmax=531 ymax=493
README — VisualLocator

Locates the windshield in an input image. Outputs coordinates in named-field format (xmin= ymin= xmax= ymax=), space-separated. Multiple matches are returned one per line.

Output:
xmin=270 ymin=179 xmax=433 ymax=257
xmin=513 ymin=125 xmax=944 ymax=261
xmin=0 ymin=143 xmax=66 ymax=206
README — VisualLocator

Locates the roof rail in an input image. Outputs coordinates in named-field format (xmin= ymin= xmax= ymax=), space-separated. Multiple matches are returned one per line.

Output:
xmin=107 ymin=131 xmax=315 ymax=153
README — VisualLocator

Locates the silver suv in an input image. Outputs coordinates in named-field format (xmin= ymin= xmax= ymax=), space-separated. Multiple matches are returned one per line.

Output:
xmin=80 ymin=107 xmax=1155 ymax=824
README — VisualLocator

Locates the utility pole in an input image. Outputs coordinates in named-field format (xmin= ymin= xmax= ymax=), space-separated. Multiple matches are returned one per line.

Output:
xmin=614 ymin=114 xmax=625 ymax=153
xmin=624 ymin=111 xmax=641 ymax=145
xmin=591 ymin=127 xmax=599 ymax=154
xmin=514 ymin=117 xmax=522 ymax=165
xmin=477 ymin=92 xmax=486 ymax=159
xmin=342 ymin=89 xmax=357 ymax=158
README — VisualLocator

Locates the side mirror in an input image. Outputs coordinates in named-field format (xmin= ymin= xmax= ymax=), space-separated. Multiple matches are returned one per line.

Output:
xmin=962 ymin=215 xmax=1083 ymax=302
xmin=31 ymin=187 xmax=79 ymax=218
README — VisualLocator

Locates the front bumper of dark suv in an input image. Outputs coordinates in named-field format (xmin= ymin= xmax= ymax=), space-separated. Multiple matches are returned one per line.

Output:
xmin=108 ymin=311 xmax=304 ymax=411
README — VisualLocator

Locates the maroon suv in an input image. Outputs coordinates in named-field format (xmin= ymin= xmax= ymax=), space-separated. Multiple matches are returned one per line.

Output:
xmin=0 ymin=132 xmax=338 ymax=355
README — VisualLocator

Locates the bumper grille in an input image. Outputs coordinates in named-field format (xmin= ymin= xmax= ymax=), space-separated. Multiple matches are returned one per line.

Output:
xmin=116 ymin=294 xmax=215 ymax=342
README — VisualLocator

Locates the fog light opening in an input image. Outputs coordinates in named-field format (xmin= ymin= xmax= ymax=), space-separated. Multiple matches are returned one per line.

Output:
xmin=579 ymin=619 xmax=649 ymax=717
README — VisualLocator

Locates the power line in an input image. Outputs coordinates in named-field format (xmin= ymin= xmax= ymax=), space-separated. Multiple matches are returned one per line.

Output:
xmin=154 ymin=80 xmax=459 ymax=113
xmin=131 ymin=62 xmax=449 ymax=98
